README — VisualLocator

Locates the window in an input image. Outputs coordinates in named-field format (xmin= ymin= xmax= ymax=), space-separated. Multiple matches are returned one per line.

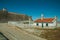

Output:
xmin=46 ymin=23 xmax=48 ymax=26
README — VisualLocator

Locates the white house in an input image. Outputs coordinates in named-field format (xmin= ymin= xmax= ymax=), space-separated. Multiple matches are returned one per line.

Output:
xmin=33 ymin=14 xmax=57 ymax=28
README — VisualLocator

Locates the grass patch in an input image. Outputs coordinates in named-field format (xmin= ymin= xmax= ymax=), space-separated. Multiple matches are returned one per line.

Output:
xmin=40 ymin=29 xmax=60 ymax=40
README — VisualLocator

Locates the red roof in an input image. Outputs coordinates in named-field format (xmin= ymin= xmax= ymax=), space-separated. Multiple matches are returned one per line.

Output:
xmin=34 ymin=18 xmax=54 ymax=23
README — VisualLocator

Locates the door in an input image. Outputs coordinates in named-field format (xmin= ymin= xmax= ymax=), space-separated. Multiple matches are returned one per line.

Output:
xmin=36 ymin=23 xmax=39 ymax=26
xmin=46 ymin=23 xmax=48 ymax=26
xmin=42 ymin=23 xmax=43 ymax=28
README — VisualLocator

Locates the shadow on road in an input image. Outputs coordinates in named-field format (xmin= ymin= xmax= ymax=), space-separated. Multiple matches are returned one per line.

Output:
xmin=0 ymin=32 xmax=9 ymax=40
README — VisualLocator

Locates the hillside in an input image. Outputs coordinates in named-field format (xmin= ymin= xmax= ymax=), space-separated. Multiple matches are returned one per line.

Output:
xmin=0 ymin=9 xmax=32 ymax=22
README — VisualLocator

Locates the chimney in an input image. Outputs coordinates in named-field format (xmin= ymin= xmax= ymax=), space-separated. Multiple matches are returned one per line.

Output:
xmin=41 ymin=14 xmax=44 ymax=20
xmin=55 ymin=16 xmax=57 ymax=20
xmin=55 ymin=16 xmax=57 ymax=27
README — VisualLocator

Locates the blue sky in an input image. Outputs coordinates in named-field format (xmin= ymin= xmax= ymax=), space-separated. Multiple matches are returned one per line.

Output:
xmin=0 ymin=0 xmax=60 ymax=21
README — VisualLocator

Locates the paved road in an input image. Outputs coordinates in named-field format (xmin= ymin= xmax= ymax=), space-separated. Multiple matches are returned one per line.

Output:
xmin=0 ymin=23 xmax=46 ymax=40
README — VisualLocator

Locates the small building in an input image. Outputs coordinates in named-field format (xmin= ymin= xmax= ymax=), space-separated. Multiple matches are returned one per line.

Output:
xmin=33 ymin=14 xmax=57 ymax=28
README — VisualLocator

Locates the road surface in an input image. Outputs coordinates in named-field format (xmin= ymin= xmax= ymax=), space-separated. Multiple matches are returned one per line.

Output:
xmin=0 ymin=23 xmax=46 ymax=40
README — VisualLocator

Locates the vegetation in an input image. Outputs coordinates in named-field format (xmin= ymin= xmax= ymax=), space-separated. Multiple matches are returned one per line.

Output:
xmin=40 ymin=28 xmax=60 ymax=40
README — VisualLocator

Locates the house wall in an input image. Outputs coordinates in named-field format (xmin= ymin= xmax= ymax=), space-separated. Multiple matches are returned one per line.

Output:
xmin=33 ymin=20 xmax=56 ymax=28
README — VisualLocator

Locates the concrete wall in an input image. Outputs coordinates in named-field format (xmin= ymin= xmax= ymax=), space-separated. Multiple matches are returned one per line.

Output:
xmin=8 ymin=21 xmax=34 ymax=28
xmin=8 ymin=21 xmax=17 ymax=26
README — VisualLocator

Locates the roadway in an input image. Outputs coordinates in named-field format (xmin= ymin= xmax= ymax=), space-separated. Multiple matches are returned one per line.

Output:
xmin=0 ymin=23 xmax=46 ymax=40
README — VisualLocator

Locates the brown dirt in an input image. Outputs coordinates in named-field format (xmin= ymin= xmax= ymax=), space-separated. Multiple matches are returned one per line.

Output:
xmin=40 ymin=29 xmax=60 ymax=40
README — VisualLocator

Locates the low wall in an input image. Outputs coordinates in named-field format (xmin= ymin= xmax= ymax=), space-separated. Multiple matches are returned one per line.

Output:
xmin=8 ymin=21 xmax=60 ymax=29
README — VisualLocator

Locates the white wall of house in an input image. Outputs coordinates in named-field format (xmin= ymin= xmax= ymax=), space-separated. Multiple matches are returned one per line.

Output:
xmin=33 ymin=20 xmax=56 ymax=28
xmin=39 ymin=23 xmax=42 ymax=26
